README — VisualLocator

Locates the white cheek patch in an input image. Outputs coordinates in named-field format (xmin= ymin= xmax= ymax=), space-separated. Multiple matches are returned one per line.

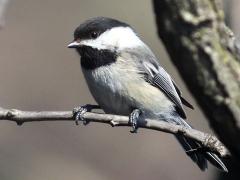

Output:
xmin=80 ymin=27 xmax=145 ymax=51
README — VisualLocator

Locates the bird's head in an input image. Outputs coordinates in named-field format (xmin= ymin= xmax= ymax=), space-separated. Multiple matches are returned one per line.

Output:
xmin=68 ymin=17 xmax=146 ymax=69
xmin=68 ymin=17 xmax=144 ymax=54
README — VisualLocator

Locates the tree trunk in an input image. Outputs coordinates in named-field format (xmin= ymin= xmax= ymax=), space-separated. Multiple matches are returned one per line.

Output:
xmin=152 ymin=0 xmax=240 ymax=164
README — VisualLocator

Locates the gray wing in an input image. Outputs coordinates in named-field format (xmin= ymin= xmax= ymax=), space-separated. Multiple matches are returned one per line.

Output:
xmin=149 ymin=65 xmax=187 ymax=119
xmin=131 ymin=48 xmax=189 ymax=118
xmin=172 ymin=80 xmax=194 ymax=109
xmin=124 ymin=48 xmax=193 ymax=118
xmin=144 ymin=61 xmax=194 ymax=110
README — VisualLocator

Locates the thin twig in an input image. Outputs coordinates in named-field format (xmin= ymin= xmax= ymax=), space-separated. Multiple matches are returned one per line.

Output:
xmin=0 ymin=107 xmax=229 ymax=157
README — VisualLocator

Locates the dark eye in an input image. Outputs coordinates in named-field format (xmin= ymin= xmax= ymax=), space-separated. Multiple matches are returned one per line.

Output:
xmin=90 ymin=31 xmax=99 ymax=39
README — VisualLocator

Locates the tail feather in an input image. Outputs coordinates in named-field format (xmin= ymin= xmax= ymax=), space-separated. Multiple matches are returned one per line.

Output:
xmin=175 ymin=135 xmax=228 ymax=172
xmin=175 ymin=135 xmax=207 ymax=171
xmin=164 ymin=115 xmax=227 ymax=171
xmin=205 ymin=152 xmax=228 ymax=172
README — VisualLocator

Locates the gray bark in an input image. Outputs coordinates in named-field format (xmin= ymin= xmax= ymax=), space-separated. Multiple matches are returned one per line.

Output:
xmin=152 ymin=0 xmax=240 ymax=161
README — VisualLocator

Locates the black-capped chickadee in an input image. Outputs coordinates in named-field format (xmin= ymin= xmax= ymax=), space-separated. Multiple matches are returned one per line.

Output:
xmin=68 ymin=17 xmax=227 ymax=172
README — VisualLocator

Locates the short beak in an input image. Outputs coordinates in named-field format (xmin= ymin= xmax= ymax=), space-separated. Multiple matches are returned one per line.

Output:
xmin=67 ymin=41 xmax=81 ymax=48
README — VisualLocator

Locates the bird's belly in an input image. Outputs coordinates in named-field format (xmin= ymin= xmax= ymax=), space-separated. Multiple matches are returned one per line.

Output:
xmin=82 ymin=67 xmax=132 ymax=115
xmin=82 ymin=65 xmax=174 ymax=117
xmin=126 ymin=81 xmax=174 ymax=115
xmin=89 ymin=82 xmax=132 ymax=115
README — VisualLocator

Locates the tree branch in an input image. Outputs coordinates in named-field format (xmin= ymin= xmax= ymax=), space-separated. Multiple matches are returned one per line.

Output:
xmin=0 ymin=107 xmax=229 ymax=158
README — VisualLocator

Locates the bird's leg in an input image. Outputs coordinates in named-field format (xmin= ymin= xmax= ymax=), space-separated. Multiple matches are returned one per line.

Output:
xmin=73 ymin=104 xmax=101 ymax=125
xmin=129 ymin=109 xmax=141 ymax=133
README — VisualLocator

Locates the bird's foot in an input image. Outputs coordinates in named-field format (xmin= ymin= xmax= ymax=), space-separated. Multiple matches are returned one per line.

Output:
xmin=129 ymin=109 xmax=141 ymax=133
xmin=73 ymin=104 xmax=100 ymax=125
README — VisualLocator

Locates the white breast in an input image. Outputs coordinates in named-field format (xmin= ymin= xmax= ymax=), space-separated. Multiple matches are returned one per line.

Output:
xmin=82 ymin=63 xmax=133 ymax=115
xmin=82 ymin=57 xmax=173 ymax=116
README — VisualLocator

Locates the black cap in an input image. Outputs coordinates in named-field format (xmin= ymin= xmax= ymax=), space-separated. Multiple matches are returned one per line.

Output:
xmin=73 ymin=17 xmax=130 ymax=41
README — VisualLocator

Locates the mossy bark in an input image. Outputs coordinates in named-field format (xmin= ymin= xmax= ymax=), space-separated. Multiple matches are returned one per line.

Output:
xmin=153 ymin=0 xmax=240 ymax=162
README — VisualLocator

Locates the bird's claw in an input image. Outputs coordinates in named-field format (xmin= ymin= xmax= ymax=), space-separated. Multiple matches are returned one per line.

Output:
xmin=73 ymin=104 xmax=100 ymax=125
xmin=73 ymin=105 xmax=88 ymax=125
xmin=129 ymin=109 xmax=141 ymax=133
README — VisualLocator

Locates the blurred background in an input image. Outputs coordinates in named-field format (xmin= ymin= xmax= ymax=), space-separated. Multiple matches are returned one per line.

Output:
xmin=0 ymin=0 xmax=238 ymax=180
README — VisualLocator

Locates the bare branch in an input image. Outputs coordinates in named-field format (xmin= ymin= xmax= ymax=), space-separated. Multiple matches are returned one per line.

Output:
xmin=0 ymin=107 xmax=229 ymax=157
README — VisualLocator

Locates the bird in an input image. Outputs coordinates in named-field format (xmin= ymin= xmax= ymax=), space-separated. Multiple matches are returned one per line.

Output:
xmin=68 ymin=17 xmax=228 ymax=172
